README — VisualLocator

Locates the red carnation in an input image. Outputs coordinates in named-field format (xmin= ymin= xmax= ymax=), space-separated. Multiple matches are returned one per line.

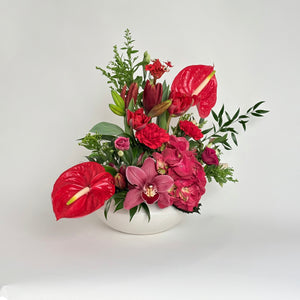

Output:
xmin=136 ymin=123 xmax=170 ymax=149
xmin=179 ymin=120 xmax=203 ymax=140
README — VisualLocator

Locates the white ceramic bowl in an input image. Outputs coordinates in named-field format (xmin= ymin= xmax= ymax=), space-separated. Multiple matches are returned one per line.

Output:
xmin=96 ymin=203 xmax=184 ymax=235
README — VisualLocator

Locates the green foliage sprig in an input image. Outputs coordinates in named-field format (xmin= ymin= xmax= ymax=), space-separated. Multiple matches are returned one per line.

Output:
xmin=204 ymin=164 xmax=238 ymax=186
xmin=202 ymin=101 xmax=269 ymax=150
xmin=96 ymin=29 xmax=145 ymax=91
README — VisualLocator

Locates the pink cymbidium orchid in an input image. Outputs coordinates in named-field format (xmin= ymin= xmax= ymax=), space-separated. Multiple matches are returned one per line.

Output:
xmin=124 ymin=158 xmax=174 ymax=210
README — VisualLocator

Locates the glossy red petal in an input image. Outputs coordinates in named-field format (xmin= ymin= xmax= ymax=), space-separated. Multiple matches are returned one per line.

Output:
xmin=171 ymin=65 xmax=217 ymax=118
xmin=52 ymin=162 xmax=115 ymax=220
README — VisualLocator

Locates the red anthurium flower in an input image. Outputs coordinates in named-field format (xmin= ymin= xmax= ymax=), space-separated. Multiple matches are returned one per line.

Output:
xmin=52 ymin=162 xmax=115 ymax=220
xmin=124 ymin=158 xmax=174 ymax=209
xmin=169 ymin=65 xmax=217 ymax=118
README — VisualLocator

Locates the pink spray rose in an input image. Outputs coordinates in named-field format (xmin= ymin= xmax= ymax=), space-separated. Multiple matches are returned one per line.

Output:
xmin=114 ymin=137 xmax=130 ymax=151
xmin=201 ymin=147 xmax=219 ymax=165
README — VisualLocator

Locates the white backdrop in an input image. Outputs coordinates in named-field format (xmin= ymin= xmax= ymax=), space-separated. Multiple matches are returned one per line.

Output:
xmin=1 ymin=0 xmax=300 ymax=299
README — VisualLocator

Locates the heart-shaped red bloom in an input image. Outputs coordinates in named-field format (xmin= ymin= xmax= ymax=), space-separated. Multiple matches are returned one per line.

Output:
xmin=169 ymin=65 xmax=217 ymax=118
xmin=52 ymin=162 xmax=115 ymax=220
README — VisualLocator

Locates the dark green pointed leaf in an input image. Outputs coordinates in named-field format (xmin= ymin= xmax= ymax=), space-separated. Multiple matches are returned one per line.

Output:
xmin=141 ymin=203 xmax=151 ymax=222
xmin=225 ymin=111 xmax=231 ymax=121
xmin=253 ymin=101 xmax=265 ymax=110
xmin=104 ymin=197 xmax=113 ymax=220
xmin=232 ymin=108 xmax=240 ymax=121
xmin=231 ymin=133 xmax=238 ymax=146
xmin=223 ymin=119 xmax=233 ymax=127
xmin=218 ymin=116 xmax=223 ymax=127
xmin=223 ymin=141 xmax=232 ymax=150
xmin=239 ymin=121 xmax=247 ymax=131
xmin=114 ymin=197 xmax=124 ymax=212
xmin=104 ymin=165 xmax=117 ymax=176
xmin=255 ymin=110 xmax=269 ymax=114
xmin=247 ymin=106 xmax=253 ymax=114
xmin=129 ymin=205 xmax=138 ymax=221
xmin=202 ymin=128 xmax=213 ymax=135
xmin=251 ymin=112 xmax=263 ymax=117
xmin=213 ymin=124 xmax=216 ymax=133
xmin=218 ymin=104 xmax=224 ymax=118
xmin=239 ymin=115 xmax=249 ymax=119
xmin=211 ymin=110 xmax=218 ymax=122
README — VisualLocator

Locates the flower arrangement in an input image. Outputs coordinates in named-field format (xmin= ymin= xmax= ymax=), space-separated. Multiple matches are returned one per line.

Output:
xmin=51 ymin=29 xmax=268 ymax=222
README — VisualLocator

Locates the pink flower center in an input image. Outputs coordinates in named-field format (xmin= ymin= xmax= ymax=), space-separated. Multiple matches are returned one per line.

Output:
xmin=142 ymin=184 xmax=159 ymax=203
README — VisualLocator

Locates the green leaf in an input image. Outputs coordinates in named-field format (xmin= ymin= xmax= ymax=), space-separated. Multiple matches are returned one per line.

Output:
xmin=140 ymin=203 xmax=151 ymax=222
xmin=223 ymin=141 xmax=232 ymax=150
xmin=225 ymin=111 xmax=231 ymax=121
xmin=253 ymin=101 xmax=265 ymax=110
xmin=90 ymin=122 xmax=124 ymax=135
xmin=104 ymin=197 xmax=113 ymax=220
xmin=231 ymin=132 xmax=238 ymax=146
xmin=238 ymin=115 xmax=249 ymax=119
xmin=232 ymin=108 xmax=240 ymax=121
xmin=211 ymin=110 xmax=218 ymax=122
xmin=162 ymin=80 xmax=170 ymax=102
xmin=247 ymin=106 xmax=253 ymax=114
xmin=251 ymin=112 xmax=263 ymax=117
xmin=129 ymin=205 xmax=138 ymax=221
xmin=114 ymin=197 xmax=124 ymax=212
xmin=223 ymin=119 xmax=233 ymax=127
xmin=255 ymin=109 xmax=269 ymax=114
xmin=103 ymin=165 xmax=117 ymax=176
xmin=239 ymin=121 xmax=247 ymax=131
xmin=201 ymin=128 xmax=213 ymax=135
xmin=218 ymin=115 xmax=223 ymax=127
xmin=212 ymin=134 xmax=228 ymax=144
xmin=218 ymin=104 xmax=224 ymax=118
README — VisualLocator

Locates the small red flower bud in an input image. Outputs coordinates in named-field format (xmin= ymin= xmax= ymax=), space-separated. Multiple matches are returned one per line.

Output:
xmin=143 ymin=80 xmax=163 ymax=115
xmin=114 ymin=173 xmax=126 ymax=189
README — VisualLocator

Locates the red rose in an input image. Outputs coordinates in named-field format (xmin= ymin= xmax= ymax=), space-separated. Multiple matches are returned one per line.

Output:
xmin=136 ymin=123 xmax=170 ymax=149
xmin=127 ymin=108 xmax=151 ymax=130
xmin=179 ymin=120 xmax=203 ymax=140
xmin=201 ymin=147 xmax=219 ymax=165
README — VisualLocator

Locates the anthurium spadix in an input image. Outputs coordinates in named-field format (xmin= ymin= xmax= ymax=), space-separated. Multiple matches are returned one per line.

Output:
xmin=169 ymin=65 xmax=217 ymax=118
xmin=52 ymin=162 xmax=115 ymax=220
